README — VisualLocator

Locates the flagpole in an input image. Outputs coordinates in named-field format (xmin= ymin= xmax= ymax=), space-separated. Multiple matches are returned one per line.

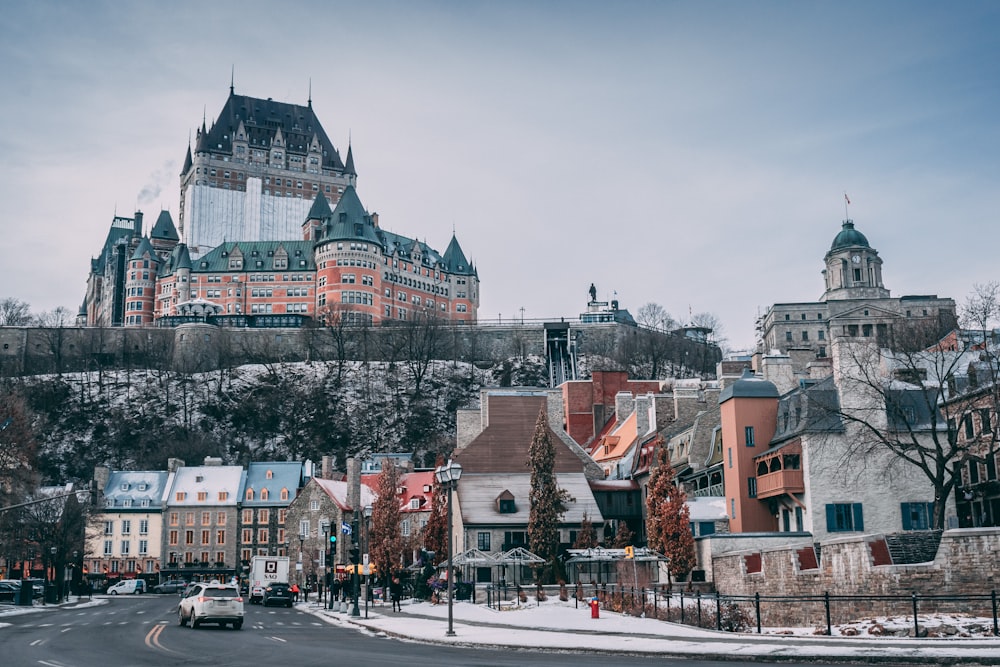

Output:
xmin=843 ymin=192 xmax=850 ymax=220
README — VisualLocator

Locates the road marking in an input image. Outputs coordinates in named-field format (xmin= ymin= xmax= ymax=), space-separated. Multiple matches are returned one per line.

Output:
xmin=30 ymin=639 xmax=43 ymax=646
xmin=38 ymin=661 xmax=65 ymax=666
xmin=144 ymin=622 xmax=176 ymax=653
xmin=60 ymin=628 xmax=72 ymax=633
xmin=268 ymin=636 xmax=287 ymax=643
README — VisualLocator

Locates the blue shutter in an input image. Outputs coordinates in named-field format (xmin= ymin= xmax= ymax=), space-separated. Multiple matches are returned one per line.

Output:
xmin=825 ymin=504 xmax=836 ymax=531
xmin=926 ymin=502 xmax=935 ymax=529
xmin=852 ymin=503 xmax=864 ymax=532
xmin=901 ymin=503 xmax=912 ymax=530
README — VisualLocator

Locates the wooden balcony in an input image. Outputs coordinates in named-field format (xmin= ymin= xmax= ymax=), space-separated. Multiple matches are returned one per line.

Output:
xmin=755 ymin=469 xmax=804 ymax=499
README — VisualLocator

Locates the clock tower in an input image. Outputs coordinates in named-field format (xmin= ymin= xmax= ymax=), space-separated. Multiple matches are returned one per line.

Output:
xmin=820 ymin=220 xmax=889 ymax=302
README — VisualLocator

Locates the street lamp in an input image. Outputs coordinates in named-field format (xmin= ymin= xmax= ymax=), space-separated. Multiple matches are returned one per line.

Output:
xmin=434 ymin=459 xmax=463 ymax=637
xmin=298 ymin=533 xmax=306 ymax=597
xmin=363 ymin=505 xmax=372 ymax=618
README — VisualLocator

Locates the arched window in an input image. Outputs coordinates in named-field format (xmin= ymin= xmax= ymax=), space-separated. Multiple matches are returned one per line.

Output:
xmin=769 ymin=459 xmax=782 ymax=473
xmin=280 ymin=488 xmax=289 ymax=501
xmin=245 ymin=488 xmax=254 ymax=501
xmin=266 ymin=470 xmax=273 ymax=479
xmin=756 ymin=461 xmax=769 ymax=476
xmin=261 ymin=488 xmax=269 ymax=500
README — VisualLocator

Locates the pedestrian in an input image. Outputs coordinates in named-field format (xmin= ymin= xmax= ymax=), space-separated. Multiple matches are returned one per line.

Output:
xmin=331 ymin=578 xmax=341 ymax=602
xmin=390 ymin=576 xmax=403 ymax=612
xmin=289 ymin=583 xmax=300 ymax=602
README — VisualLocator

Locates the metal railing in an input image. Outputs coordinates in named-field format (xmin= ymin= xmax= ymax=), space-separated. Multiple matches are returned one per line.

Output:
xmin=587 ymin=584 xmax=1000 ymax=637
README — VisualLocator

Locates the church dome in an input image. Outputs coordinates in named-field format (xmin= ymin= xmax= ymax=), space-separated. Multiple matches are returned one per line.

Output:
xmin=830 ymin=221 xmax=870 ymax=251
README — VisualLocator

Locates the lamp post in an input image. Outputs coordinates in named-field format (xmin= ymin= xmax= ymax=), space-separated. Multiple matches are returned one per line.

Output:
xmin=434 ymin=459 xmax=463 ymax=637
xmin=298 ymin=533 xmax=306 ymax=595
xmin=363 ymin=505 xmax=372 ymax=618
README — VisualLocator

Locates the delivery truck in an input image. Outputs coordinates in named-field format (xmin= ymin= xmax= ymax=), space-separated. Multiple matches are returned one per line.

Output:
xmin=248 ymin=555 xmax=289 ymax=604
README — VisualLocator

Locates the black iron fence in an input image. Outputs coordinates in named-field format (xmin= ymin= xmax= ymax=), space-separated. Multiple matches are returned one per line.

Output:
xmin=582 ymin=584 xmax=999 ymax=637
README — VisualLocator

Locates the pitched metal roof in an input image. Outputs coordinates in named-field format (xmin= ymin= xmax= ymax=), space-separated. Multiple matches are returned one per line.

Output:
xmin=242 ymin=461 xmax=304 ymax=506
xmin=192 ymin=241 xmax=315 ymax=273
xmin=150 ymin=210 xmax=179 ymax=242
xmin=102 ymin=471 xmax=169 ymax=509
xmin=198 ymin=91 xmax=344 ymax=172
xmin=167 ymin=465 xmax=244 ymax=506
xmin=456 ymin=472 xmax=604 ymax=526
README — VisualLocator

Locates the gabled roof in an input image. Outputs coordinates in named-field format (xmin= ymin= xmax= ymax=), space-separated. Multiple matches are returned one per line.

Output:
xmin=397 ymin=470 xmax=435 ymax=514
xmin=102 ymin=471 xmax=169 ymax=509
xmin=590 ymin=411 xmax=638 ymax=464
xmin=455 ymin=393 xmax=594 ymax=475
xmin=456 ymin=473 xmax=604 ymax=526
xmin=313 ymin=478 xmax=377 ymax=512
xmin=242 ymin=461 xmax=304 ymax=506
xmin=167 ymin=465 xmax=244 ymax=506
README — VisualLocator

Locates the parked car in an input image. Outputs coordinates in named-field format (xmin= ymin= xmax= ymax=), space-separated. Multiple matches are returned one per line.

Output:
xmin=0 ymin=581 xmax=19 ymax=604
xmin=178 ymin=582 xmax=244 ymax=629
xmin=107 ymin=579 xmax=145 ymax=595
xmin=153 ymin=580 xmax=187 ymax=594
xmin=22 ymin=578 xmax=45 ymax=599
xmin=262 ymin=582 xmax=293 ymax=608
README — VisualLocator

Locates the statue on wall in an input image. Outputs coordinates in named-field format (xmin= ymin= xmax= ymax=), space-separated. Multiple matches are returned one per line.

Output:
xmin=588 ymin=283 xmax=597 ymax=302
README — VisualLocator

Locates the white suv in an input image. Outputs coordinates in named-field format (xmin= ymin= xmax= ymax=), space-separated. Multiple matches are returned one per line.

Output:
xmin=178 ymin=582 xmax=244 ymax=630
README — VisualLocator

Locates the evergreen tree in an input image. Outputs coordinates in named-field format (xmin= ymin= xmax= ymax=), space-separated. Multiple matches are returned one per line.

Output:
xmin=370 ymin=461 xmax=404 ymax=585
xmin=527 ymin=407 xmax=571 ymax=583
xmin=611 ymin=520 xmax=634 ymax=548
xmin=572 ymin=511 xmax=598 ymax=548
xmin=645 ymin=441 xmax=696 ymax=578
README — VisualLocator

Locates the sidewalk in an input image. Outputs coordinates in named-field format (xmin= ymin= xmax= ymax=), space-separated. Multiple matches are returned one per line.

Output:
xmin=300 ymin=597 xmax=1000 ymax=665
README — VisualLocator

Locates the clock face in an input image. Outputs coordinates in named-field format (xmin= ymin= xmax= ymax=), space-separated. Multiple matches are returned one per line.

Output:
xmin=851 ymin=255 xmax=861 ymax=263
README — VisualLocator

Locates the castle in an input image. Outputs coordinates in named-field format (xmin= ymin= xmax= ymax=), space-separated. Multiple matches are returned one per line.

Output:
xmin=84 ymin=86 xmax=479 ymax=328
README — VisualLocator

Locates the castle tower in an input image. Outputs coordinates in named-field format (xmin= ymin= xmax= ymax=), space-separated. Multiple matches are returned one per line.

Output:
xmin=123 ymin=237 xmax=160 ymax=325
xmin=178 ymin=87 xmax=355 ymax=256
xmin=820 ymin=220 xmax=889 ymax=302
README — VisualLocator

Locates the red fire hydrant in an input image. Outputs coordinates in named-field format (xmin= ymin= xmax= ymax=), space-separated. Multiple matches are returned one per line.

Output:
xmin=589 ymin=597 xmax=600 ymax=619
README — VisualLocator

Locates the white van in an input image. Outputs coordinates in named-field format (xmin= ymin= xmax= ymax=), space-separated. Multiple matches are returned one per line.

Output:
xmin=107 ymin=579 xmax=145 ymax=595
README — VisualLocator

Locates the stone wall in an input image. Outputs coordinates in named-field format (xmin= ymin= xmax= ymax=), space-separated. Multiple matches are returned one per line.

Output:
xmin=1 ymin=321 xmax=721 ymax=379
xmin=709 ymin=528 xmax=1000 ymax=626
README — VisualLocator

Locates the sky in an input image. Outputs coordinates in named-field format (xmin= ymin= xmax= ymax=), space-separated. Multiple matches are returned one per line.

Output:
xmin=2 ymin=1 xmax=1000 ymax=351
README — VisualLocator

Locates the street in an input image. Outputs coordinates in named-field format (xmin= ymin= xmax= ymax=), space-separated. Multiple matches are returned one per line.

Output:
xmin=0 ymin=596 xmax=837 ymax=667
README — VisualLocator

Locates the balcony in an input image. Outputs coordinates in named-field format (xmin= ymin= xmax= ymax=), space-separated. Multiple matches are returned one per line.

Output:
xmin=755 ymin=469 xmax=804 ymax=499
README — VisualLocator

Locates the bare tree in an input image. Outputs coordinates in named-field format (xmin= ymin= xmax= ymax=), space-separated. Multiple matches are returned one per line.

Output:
xmin=370 ymin=461 xmax=404 ymax=585
xmin=821 ymin=327 xmax=977 ymax=530
xmin=636 ymin=303 xmax=676 ymax=331
xmin=0 ymin=298 xmax=32 ymax=326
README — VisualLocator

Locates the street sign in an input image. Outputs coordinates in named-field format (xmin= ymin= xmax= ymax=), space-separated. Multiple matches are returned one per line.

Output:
xmin=341 ymin=522 xmax=352 ymax=536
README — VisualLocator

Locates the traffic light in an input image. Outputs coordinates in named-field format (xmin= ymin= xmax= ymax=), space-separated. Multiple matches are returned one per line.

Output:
xmin=329 ymin=534 xmax=337 ymax=545
xmin=624 ymin=546 xmax=635 ymax=559
xmin=349 ymin=545 xmax=360 ymax=565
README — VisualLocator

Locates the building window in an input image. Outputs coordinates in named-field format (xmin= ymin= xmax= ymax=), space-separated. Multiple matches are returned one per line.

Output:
xmin=217 ymin=530 xmax=226 ymax=544
xmin=201 ymin=530 xmax=210 ymax=545
xmin=242 ymin=528 xmax=252 ymax=543
xmin=139 ymin=520 xmax=148 ymax=534
xmin=826 ymin=503 xmax=864 ymax=532
xmin=801 ymin=331 xmax=809 ymax=341
xmin=745 ymin=426 xmax=755 ymax=447
xmin=730 ymin=499 xmax=736 ymax=519
xmin=477 ymin=532 xmax=491 ymax=551
xmin=900 ymin=502 xmax=933 ymax=530
xmin=259 ymin=509 xmax=269 ymax=523
xmin=785 ymin=331 xmax=792 ymax=341
xmin=747 ymin=477 xmax=757 ymax=498
xmin=104 ymin=521 xmax=114 ymax=535
xmin=258 ymin=528 xmax=269 ymax=543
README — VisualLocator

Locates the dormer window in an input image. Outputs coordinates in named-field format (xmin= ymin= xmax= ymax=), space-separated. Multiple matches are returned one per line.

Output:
xmin=496 ymin=490 xmax=516 ymax=514
xmin=266 ymin=470 xmax=273 ymax=479
xmin=137 ymin=483 xmax=147 ymax=491
xmin=245 ymin=489 xmax=254 ymax=501
xmin=196 ymin=475 xmax=204 ymax=483
xmin=409 ymin=498 xmax=421 ymax=510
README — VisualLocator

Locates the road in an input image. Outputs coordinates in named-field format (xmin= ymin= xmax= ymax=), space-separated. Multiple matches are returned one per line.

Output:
xmin=0 ymin=596 xmax=841 ymax=666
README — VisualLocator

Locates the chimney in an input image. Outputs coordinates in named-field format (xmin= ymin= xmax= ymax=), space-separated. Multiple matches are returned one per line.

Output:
xmin=614 ymin=391 xmax=634 ymax=424
xmin=167 ymin=458 xmax=185 ymax=473
xmin=347 ymin=457 xmax=361 ymax=515
xmin=93 ymin=466 xmax=110 ymax=495
xmin=322 ymin=455 xmax=333 ymax=480
xmin=635 ymin=395 xmax=651 ymax=435
xmin=203 ymin=456 xmax=223 ymax=466
xmin=134 ymin=210 xmax=143 ymax=236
